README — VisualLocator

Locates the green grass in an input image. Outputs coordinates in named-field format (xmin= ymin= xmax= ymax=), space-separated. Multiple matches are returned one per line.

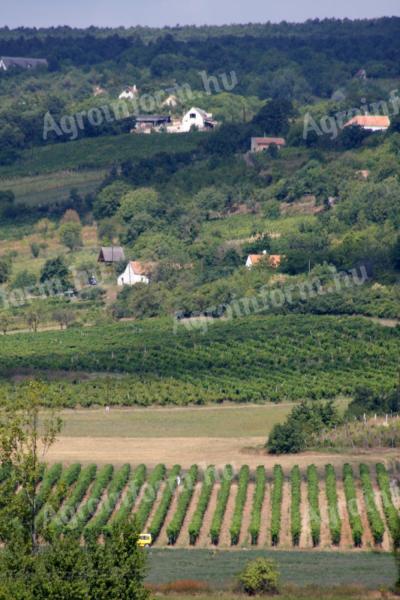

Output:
xmin=146 ymin=549 xmax=396 ymax=589
xmin=58 ymin=404 xmax=295 ymax=438
xmin=0 ymin=132 xmax=202 ymax=178
xmin=200 ymin=213 xmax=316 ymax=242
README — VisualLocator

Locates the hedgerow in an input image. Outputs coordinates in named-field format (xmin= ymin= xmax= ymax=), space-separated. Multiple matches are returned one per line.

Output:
xmin=359 ymin=464 xmax=385 ymax=545
xmin=36 ymin=463 xmax=81 ymax=533
xmin=67 ymin=464 xmax=114 ymax=534
xmin=229 ymin=465 xmax=250 ymax=545
xmin=249 ymin=466 xmax=266 ymax=545
xmin=290 ymin=466 xmax=301 ymax=546
xmin=325 ymin=464 xmax=341 ymax=545
xmin=210 ymin=465 xmax=233 ymax=545
xmin=343 ymin=463 xmax=363 ymax=547
xmin=35 ymin=463 xmax=62 ymax=514
xmin=189 ymin=466 xmax=216 ymax=545
xmin=107 ymin=464 xmax=147 ymax=529
xmin=270 ymin=465 xmax=284 ymax=546
xmin=307 ymin=465 xmax=321 ymax=547
xmin=83 ymin=464 xmax=131 ymax=542
xmin=376 ymin=463 xmax=400 ymax=546
xmin=135 ymin=464 xmax=166 ymax=531
xmin=50 ymin=464 xmax=97 ymax=534
xmin=167 ymin=465 xmax=198 ymax=545
xmin=149 ymin=465 xmax=181 ymax=542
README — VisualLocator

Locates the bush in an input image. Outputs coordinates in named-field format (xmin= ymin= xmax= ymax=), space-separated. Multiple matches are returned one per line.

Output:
xmin=237 ymin=558 xmax=280 ymax=596
xmin=135 ymin=464 xmax=166 ymax=531
xmin=210 ymin=465 xmax=233 ymax=545
xmin=67 ymin=464 xmax=114 ymax=534
xmin=290 ymin=465 xmax=302 ymax=546
xmin=167 ymin=465 xmax=198 ymax=545
xmin=343 ymin=463 xmax=363 ymax=547
xmin=188 ymin=466 xmax=216 ymax=545
xmin=229 ymin=465 xmax=250 ymax=545
xmin=248 ymin=466 xmax=266 ymax=545
xmin=270 ymin=465 xmax=284 ymax=546
xmin=307 ymin=464 xmax=321 ymax=546
xmin=359 ymin=464 xmax=385 ymax=545
xmin=325 ymin=464 xmax=341 ymax=545
xmin=149 ymin=464 xmax=181 ymax=541
xmin=376 ymin=463 xmax=400 ymax=546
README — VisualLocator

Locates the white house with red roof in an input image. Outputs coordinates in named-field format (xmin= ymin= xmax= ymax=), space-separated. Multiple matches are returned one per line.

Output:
xmin=117 ymin=261 xmax=153 ymax=286
xmin=250 ymin=137 xmax=286 ymax=152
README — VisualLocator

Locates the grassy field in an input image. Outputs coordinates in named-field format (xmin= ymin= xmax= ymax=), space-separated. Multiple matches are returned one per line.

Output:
xmin=59 ymin=403 xmax=295 ymax=438
xmin=0 ymin=131 xmax=202 ymax=178
xmin=146 ymin=549 xmax=396 ymax=589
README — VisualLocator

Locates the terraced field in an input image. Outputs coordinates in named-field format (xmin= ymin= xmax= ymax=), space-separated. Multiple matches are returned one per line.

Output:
xmin=30 ymin=462 xmax=400 ymax=551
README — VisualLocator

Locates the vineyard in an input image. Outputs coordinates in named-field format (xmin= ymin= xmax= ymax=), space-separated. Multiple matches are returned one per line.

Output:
xmin=27 ymin=461 xmax=400 ymax=550
xmin=0 ymin=314 xmax=399 ymax=406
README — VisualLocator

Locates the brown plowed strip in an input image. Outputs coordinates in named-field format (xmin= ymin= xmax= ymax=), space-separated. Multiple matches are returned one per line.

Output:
xmin=279 ymin=479 xmax=291 ymax=548
xmin=299 ymin=478 xmax=311 ymax=548
xmin=197 ymin=482 xmax=219 ymax=547
xmin=175 ymin=482 xmax=202 ymax=547
xmin=336 ymin=479 xmax=354 ymax=549
xmin=239 ymin=482 xmax=254 ymax=547
xmin=218 ymin=482 xmax=238 ymax=547
xmin=356 ymin=478 xmax=374 ymax=548
xmin=155 ymin=484 xmax=181 ymax=547
xmin=258 ymin=480 xmax=270 ymax=547
xmin=318 ymin=478 xmax=331 ymax=549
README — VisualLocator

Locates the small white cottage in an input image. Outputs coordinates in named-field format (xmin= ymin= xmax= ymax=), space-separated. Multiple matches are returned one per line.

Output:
xmin=180 ymin=107 xmax=217 ymax=132
xmin=117 ymin=261 xmax=152 ymax=286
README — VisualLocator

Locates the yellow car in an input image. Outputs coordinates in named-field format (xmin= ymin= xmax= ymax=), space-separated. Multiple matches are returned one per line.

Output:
xmin=137 ymin=533 xmax=152 ymax=548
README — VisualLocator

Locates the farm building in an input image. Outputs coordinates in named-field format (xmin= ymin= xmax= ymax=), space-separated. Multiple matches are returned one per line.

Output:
xmin=246 ymin=253 xmax=282 ymax=269
xmin=175 ymin=107 xmax=217 ymax=132
xmin=117 ymin=261 xmax=154 ymax=286
xmin=134 ymin=114 xmax=172 ymax=133
xmin=344 ymin=115 xmax=390 ymax=131
xmin=0 ymin=56 xmax=48 ymax=71
xmin=250 ymin=137 xmax=286 ymax=152
xmin=98 ymin=246 xmax=125 ymax=264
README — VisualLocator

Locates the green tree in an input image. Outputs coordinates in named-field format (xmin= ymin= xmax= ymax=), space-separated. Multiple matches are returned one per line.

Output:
xmin=0 ymin=259 xmax=11 ymax=284
xmin=40 ymin=258 xmax=71 ymax=291
xmin=59 ymin=222 xmax=83 ymax=252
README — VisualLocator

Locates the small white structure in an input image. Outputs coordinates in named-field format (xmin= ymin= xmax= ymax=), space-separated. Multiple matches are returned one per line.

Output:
xmin=162 ymin=94 xmax=179 ymax=108
xmin=117 ymin=261 xmax=151 ymax=286
xmin=179 ymin=107 xmax=217 ymax=132
xmin=119 ymin=85 xmax=139 ymax=100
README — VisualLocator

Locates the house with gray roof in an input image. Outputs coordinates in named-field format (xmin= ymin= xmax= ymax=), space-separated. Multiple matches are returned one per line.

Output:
xmin=0 ymin=57 xmax=48 ymax=71
xmin=98 ymin=246 xmax=126 ymax=264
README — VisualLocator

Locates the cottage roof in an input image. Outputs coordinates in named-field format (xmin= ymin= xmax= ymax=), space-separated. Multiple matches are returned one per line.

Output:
xmin=98 ymin=247 xmax=125 ymax=263
xmin=251 ymin=137 xmax=286 ymax=146
xmin=130 ymin=261 xmax=156 ymax=275
xmin=1 ymin=56 xmax=48 ymax=69
xmin=344 ymin=115 xmax=390 ymax=128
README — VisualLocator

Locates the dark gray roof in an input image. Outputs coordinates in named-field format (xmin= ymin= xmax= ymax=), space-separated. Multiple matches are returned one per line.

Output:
xmin=98 ymin=247 xmax=125 ymax=263
xmin=0 ymin=57 xmax=48 ymax=70
xmin=135 ymin=115 xmax=171 ymax=124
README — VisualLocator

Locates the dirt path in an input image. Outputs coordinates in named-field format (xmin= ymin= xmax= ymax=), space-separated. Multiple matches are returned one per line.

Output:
xmin=218 ymin=482 xmax=238 ymax=547
xmin=239 ymin=482 xmax=254 ymax=547
xmin=44 ymin=437 xmax=399 ymax=469
xmin=318 ymin=478 xmax=331 ymax=549
xmin=197 ymin=482 xmax=219 ymax=547
xmin=336 ymin=479 xmax=354 ymax=550
xmin=279 ymin=479 xmax=291 ymax=548
xmin=299 ymin=478 xmax=311 ymax=548
xmin=175 ymin=482 xmax=202 ymax=547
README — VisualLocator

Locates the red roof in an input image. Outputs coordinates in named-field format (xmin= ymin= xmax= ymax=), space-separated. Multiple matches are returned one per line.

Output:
xmin=252 ymin=137 xmax=286 ymax=146
xmin=248 ymin=254 xmax=282 ymax=268
xmin=344 ymin=115 xmax=390 ymax=129
xmin=130 ymin=261 xmax=155 ymax=276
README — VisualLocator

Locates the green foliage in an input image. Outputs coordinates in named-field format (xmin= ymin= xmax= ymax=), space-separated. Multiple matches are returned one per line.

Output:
xmin=210 ymin=465 xmax=233 ymax=545
xmin=248 ymin=466 xmax=266 ymax=545
xmin=325 ymin=464 xmax=341 ymax=545
xmin=290 ymin=465 xmax=302 ymax=546
xmin=83 ymin=464 xmax=131 ymax=542
xmin=39 ymin=257 xmax=72 ymax=291
xmin=59 ymin=221 xmax=83 ymax=251
xmin=270 ymin=465 xmax=284 ymax=546
xmin=343 ymin=463 xmax=363 ymax=547
xmin=188 ymin=466 xmax=216 ymax=545
xmin=307 ymin=465 xmax=321 ymax=547
xmin=0 ymin=258 xmax=11 ymax=284
xmin=237 ymin=557 xmax=280 ymax=595
xmin=149 ymin=464 xmax=180 ymax=541
xmin=10 ymin=269 xmax=37 ymax=290
xmin=376 ymin=463 xmax=400 ymax=547
xmin=108 ymin=464 xmax=147 ymax=529
xmin=346 ymin=386 xmax=400 ymax=419
xmin=134 ymin=464 xmax=166 ymax=531
xmin=35 ymin=463 xmax=62 ymax=514
xmin=36 ymin=463 xmax=81 ymax=533
xmin=167 ymin=465 xmax=198 ymax=545
xmin=359 ymin=464 xmax=385 ymax=545
xmin=67 ymin=464 xmax=114 ymax=534
xmin=229 ymin=465 xmax=250 ymax=545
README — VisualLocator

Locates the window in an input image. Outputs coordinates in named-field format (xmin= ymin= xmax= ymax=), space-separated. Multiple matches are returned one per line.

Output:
xmin=190 ymin=113 xmax=196 ymax=118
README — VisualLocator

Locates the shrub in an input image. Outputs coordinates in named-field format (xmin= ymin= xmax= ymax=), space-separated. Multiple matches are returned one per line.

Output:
xmin=167 ymin=465 xmax=198 ymax=545
xmin=36 ymin=463 xmax=81 ymax=533
xmin=188 ymin=466 xmax=216 ymax=545
xmin=50 ymin=464 xmax=97 ymax=534
xmin=135 ymin=464 xmax=166 ymax=531
xmin=376 ymin=463 xmax=400 ymax=546
xmin=230 ymin=465 xmax=250 ymax=545
xmin=35 ymin=463 xmax=62 ymax=514
xmin=108 ymin=464 xmax=147 ymax=528
xmin=237 ymin=558 xmax=280 ymax=595
xmin=359 ymin=464 xmax=385 ymax=545
xmin=210 ymin=465 xmax=233 ymax=545
xmin=325 ymin=464 xmax=341 ymax=545
xmin=270 ymin=465 xmax=284 ymax=546
xmin=149 ymin=464 xmax=181 ymax=541
xmin=249 ymin=466 xmax=266 ymax=545
xmin=290 ymin=465 xmax=302 ymax=546
xmin=67 ymin=464 xmax=114 ymax=534
xmin=343 ymin=463 xmax=363 ymax=547
xmin=307 ymin=465 xmax=321 ymax=546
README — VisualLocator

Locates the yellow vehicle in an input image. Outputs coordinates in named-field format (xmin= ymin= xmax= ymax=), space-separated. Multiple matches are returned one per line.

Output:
xmin=137 ymin=533 xmax=152 ymax=548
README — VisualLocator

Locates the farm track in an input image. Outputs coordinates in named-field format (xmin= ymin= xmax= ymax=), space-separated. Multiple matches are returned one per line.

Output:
xmin=175 ymin=482 xmax=202 ymax=547
xmin=196 ymin=482 xmax=219 ymax=547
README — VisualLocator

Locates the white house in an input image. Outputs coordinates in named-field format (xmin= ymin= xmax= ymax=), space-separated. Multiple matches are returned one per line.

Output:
xmin=117 ymin=261 xmax=152 ymax=286
xmin=118 ymin=85 xmax=139 ymax=100
xmin=179 ymin=107 xmax=217 ymax=132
